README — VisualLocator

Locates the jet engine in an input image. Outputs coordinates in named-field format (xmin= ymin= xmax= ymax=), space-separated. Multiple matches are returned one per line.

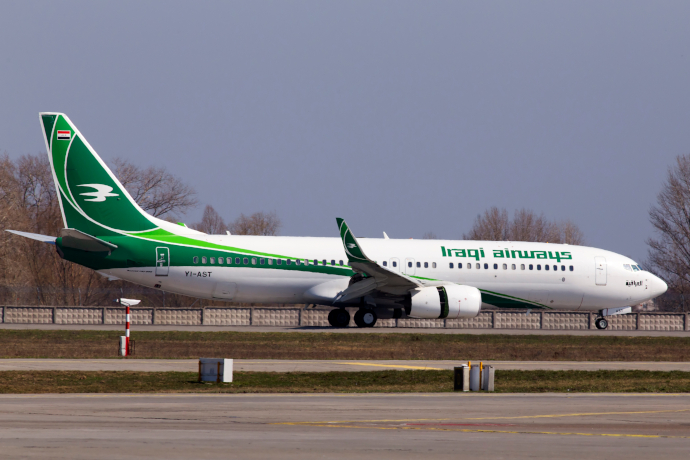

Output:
xmin=404 ymin=285 xmax=481 ymax=319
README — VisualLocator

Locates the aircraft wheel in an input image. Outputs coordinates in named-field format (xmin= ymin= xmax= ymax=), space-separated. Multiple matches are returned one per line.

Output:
xmin=595 ymin=317 xmax=608 ymax=330
xmin=329 ymin=309 xmax=350 ymax=328
xmin=354 ymin=309 xmax=377 ymax=328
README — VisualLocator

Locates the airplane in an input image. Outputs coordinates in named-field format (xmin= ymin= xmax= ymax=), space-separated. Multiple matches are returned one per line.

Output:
xmin=6 ymin=113 xmax=668 ymax=330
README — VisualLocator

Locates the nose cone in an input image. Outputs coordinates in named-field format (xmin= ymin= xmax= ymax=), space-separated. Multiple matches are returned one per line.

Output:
xmin=650 ymin=275 xmax=668 ymax=298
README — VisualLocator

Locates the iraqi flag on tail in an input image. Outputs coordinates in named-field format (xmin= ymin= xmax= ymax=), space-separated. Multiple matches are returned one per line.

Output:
xmin=57 ymin=130 xmax=71 ymax=140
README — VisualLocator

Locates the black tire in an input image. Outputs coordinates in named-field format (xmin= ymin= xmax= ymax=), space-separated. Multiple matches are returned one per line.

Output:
xmin=362 ymin=310 xmax=377 ymax=328
xmin=327 ymin=309 xmax=337 ymax=327
xmin=330 ymin=309 xmax=350 ymax=328
xmin=595 ymin=318 xmax=608 ymax=330
xmin=354 ymin=309 xmax=366 ymax=328
xmin=354 ymin=309 xmax=377 ymax=328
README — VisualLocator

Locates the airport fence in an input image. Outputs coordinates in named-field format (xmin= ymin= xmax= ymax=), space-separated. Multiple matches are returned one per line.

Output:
xmin=0 ymin=306 xmax=688 ymax=331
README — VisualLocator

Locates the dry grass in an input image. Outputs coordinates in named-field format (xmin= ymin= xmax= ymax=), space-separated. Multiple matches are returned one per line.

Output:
xmin=0 ymin=370 xmax=689 ymax=394
xmin=1 ymin=330 xmax=690 ymax=361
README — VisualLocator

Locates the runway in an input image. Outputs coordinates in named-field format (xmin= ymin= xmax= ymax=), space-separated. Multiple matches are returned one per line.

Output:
xmin=2 ymin=358 xmax=690 ymax=372
xmin=0 ymin=393 xmax=687 ymax=459
xmin=1 ymin=323 xmax=688 ymax=336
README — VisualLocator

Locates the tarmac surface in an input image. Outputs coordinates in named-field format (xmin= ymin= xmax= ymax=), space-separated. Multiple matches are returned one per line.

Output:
xmin=2 ymin=358 xmax=690 ymax=372
xmin=1 ymin=323 xmax=689 ymax=336
xmin=0 ymin=393 xmax=687 ymax=459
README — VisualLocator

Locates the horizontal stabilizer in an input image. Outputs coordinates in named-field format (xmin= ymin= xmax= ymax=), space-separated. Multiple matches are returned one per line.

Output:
xmin=60 ymin=228 xmax=118 ymax=252
xmin=5 ymin=230 xmax=57 ymax=244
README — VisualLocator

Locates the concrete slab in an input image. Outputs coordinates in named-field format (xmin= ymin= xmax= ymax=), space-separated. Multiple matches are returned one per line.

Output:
xmin=2 ymin=358 xmax=690 ymax=372
xmin=0 ymin=393 xmax=687 ymax=459
xmin=1 ymin=323 xmax=689 ymax=336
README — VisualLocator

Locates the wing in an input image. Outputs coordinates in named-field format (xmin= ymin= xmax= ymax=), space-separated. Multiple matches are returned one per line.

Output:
xmin=335 ymin=218 xmax=421 ymax=302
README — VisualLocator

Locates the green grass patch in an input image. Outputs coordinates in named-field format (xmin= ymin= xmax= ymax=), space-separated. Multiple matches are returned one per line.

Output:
xmin=1 ymin=329 xmax=690 ymax=361
xmin=0 ymin=370 xmax=689 ymax=393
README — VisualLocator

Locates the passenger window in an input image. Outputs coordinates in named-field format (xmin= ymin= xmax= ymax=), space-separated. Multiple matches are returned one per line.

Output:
xmin=503 ymin=264 xmax=507 ymax=270
xmin=331 ymin=260 xmax=335 ymax=265
xmin=286 ymin=259 xmax=291 ymax=265
xmin=537 ymin=264 xmax=541 ymax=270
xmin=339 ymin=260 xmax=344 ymax=266
xmin=408 ymin=262 xmax=412 ymax=268
xmin=511 ymin=264 xmax=516 ymax=270
xmin=235 ymin=257 xmax=240 ymax=264
xmin=467 ymin=263 xmax=472 ymax=269
xmin=458 ymin=263 xmax=463 ymax=269
xmin=193 ymin=256 xmax=199 ymax=264
xmin=417 ymin=262 xmax=421 ymax=268
xmin=260 ymin=258 xmax=265 ymax=265
xmin=277 ymin=259 xmax=282 ymax=265
xmin=432 ymin=262 xmax=437 ymax=268
xmin=569 ymin=265 xmax=573 ymax=271
xmin=323 ymin=259 xmax=327 ymax=266
xmin=493 ymin=263 xmax=498 ymax=269
xmin=218 ymin=257 xmax=224 ymax=264
xmin=521 ymin=264 xmax=525 ymax=270
xmin=313 ymin=259 xmax=318 ymax=265
xmin=529 ymin=264 xmax=533 ymax=270
xmin=304 ymin=259 xmax=309 ymax=265
xmin=383 ymin=261 xmax=388 ymax=267
xmin=268 ymin=259 xmax=273 ymax=265
xmin=424 ymin=262 xmax=428 ymax=268
xmin=561 ymin=265 xmax=565 ymax=271
xmin=295 ymin=259 xmax=301 ymax=265
xmin=392 ymin=261 xmax=397 ymax=267
xmin=484 ymin=263 xmax=489 ymax=269
xmin=243 ymin=258 xmax=248 ymax=264
xmin=202 ymin=256 xmax=207 ymax=264
xmin=545 ymin=265 xmax=549 ymax=271
xmin=449 ymin=263 xmax=454 ymax=269
xmin=553 ymin=265 xmax=557 ymax=271
xmin=476 ymin=263 xmax=480 ymax=269
xmin=210 ymin=257 xmax=215 ymax=264
xmin=252 ymin=258 xmax=257 ymax=265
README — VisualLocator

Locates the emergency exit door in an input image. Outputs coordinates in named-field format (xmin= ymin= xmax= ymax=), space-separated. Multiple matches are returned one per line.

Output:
xmin=155 ymin=247 xmax=169 ymax=276
xmin=595 ymin=256 xmax=607 ymax=286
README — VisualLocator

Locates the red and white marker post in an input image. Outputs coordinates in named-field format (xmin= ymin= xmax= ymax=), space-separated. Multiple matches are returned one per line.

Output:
xmin=125 ymin=305 xmax=130 ymax=357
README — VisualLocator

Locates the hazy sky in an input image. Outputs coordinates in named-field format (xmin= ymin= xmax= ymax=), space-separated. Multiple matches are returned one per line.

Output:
xmin=1 ymin=1 xmax=689 ymax=263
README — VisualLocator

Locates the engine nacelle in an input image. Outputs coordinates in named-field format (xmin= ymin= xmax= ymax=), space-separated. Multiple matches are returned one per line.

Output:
xmin=405 ymin=285 xmax=481 ymax=319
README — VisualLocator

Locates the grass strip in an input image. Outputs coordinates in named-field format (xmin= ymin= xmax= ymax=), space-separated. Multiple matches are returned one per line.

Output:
xmin=1 ymin=329 xmax=690 ymax=361
xmin=0 ymin=370 xmax=689 ymax=393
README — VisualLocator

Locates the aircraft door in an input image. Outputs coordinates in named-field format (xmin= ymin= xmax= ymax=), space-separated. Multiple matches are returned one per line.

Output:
xmin=595 ymin=256 xmax=607 ymax=286
xmin=155 ymin=247 xmax=170 ymax=276
xmin=404 ymin=258 xmax=415 ymax=275
xmin=389 ymin=258 xmax=400 ymax=273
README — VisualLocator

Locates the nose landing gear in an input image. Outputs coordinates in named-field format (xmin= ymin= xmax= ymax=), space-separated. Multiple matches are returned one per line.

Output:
xmin=594 ymin=317 xmax=609 ymax=330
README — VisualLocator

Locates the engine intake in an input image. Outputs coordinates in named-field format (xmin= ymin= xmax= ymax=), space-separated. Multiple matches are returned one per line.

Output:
xmin=404 ymin=285 xmax=481 ymax=319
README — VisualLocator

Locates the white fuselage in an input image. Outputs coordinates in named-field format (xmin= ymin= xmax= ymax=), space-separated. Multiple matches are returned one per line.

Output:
xmin=103 ymin=236 xmax=667 ymax=312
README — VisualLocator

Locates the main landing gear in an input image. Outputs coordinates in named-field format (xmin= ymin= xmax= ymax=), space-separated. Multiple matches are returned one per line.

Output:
xmin=595 ymin=317 xmax=609 ymax=330
xmin=327 ymin=308 xmax=378 ymax=328
xmin=354 ymin=309 xmax=377 ymax=328
xmin=327 ymin=309 xmax=350 ymax=328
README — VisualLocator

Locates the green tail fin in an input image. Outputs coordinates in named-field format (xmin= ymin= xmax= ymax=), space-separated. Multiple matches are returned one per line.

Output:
xmin=40 ymin=113 xmax=158 ymax=236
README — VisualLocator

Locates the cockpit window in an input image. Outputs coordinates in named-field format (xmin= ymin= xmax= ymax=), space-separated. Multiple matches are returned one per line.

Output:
xmin=632 ymin=265 xmax=639 ymax=272
xmin=624 ymin=264 xmax=632 ymax=271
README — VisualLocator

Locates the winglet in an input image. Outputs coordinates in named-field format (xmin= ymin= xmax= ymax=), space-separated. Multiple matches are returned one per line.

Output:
xmin=336 ymin=218 xmax=372 ymax=264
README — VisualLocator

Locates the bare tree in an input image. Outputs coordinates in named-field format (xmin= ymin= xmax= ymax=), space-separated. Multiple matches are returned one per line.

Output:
xmin=112 ymin=158 xmax=197 ymax=218
xmin=192 ymin=205 xmax=228 ymax=234
xmin=422 ymin=232 xmax=438 ymax=239
xmin=647 ymin=154 xmax=690 ymax=311
xmin=464 ymin=207 xmax=585 ymax=245
xmin=229 ymin=211 xmax=281 ymax=236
